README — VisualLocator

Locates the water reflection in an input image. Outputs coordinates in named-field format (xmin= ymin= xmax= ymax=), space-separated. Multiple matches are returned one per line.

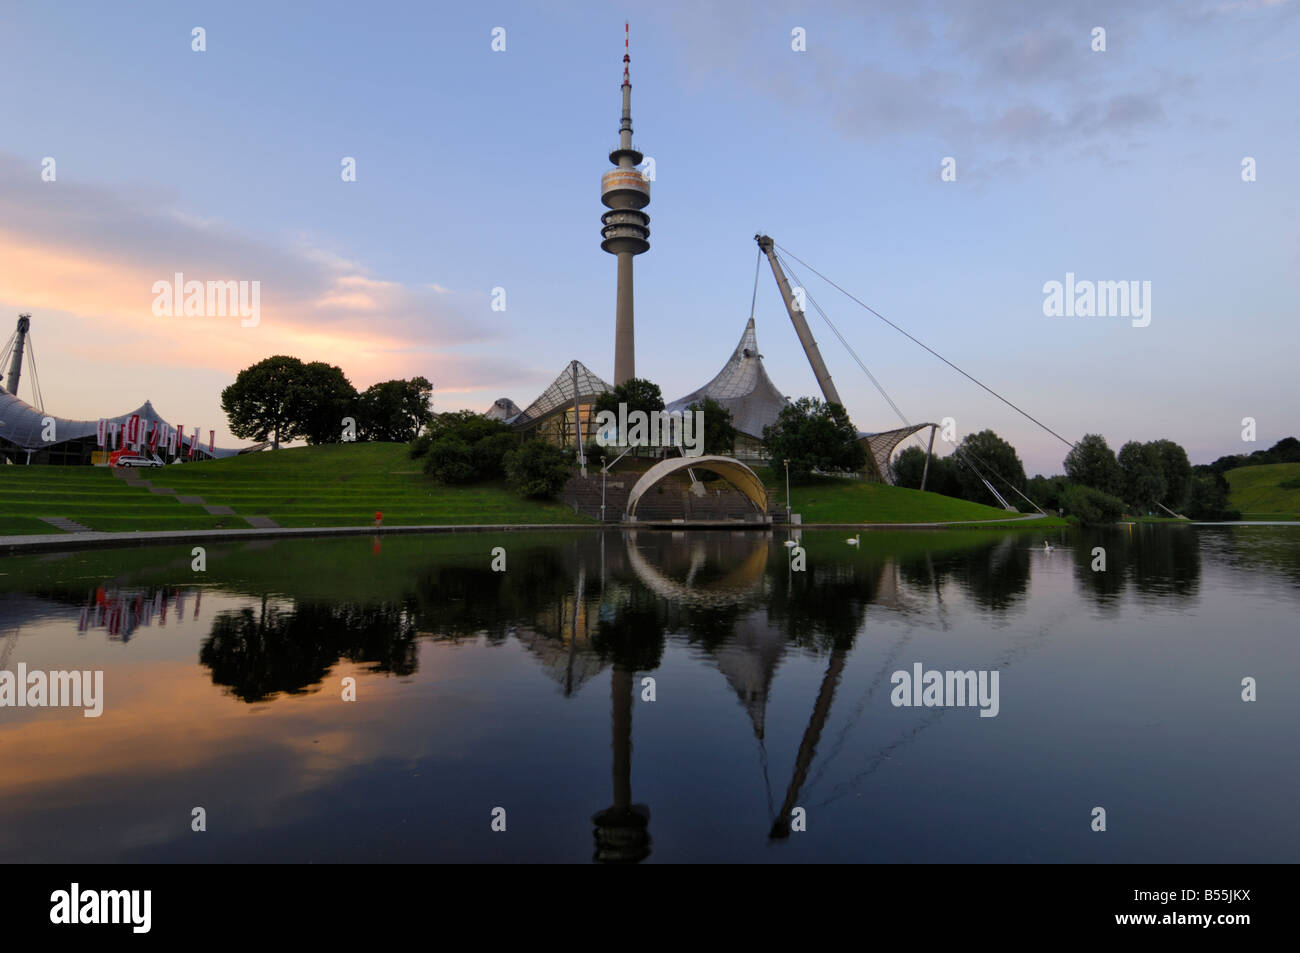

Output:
xmin=1 ymin=523 xmax=1293 ymax=863
xmin=1070 ymin=525 xmax=1202 ymax=609
xmin=201 ymin=598 xmax=419 ymax=703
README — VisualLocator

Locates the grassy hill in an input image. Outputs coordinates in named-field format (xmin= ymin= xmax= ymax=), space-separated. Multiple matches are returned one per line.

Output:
xmin=750 ymin=467 xmax=1059 ymax=526
xmin=0 ymin=445 xmax=1061 ymax=537
xmin=0 ymin=443 xmax=583 ymax=535
xmin=0 ymin=467 xmax=240 ymax=535
xmin=1226 ymin=462 xmax=1300 ymax=520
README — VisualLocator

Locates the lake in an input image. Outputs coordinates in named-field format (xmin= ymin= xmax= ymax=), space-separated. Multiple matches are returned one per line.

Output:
xmin=0 ymin=524 xmax=1296 ymax=863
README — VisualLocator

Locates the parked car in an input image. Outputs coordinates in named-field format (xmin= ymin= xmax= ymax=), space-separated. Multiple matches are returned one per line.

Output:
xmin=111 ymin=450 xmax=164 ymax=468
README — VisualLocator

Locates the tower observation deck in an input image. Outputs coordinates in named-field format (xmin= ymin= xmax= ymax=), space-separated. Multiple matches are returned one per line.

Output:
xmin=601 ymin=23 xmax=649 ymax=387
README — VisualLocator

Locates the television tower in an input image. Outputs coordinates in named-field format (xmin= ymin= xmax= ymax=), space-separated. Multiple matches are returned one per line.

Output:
xmin=601 ymin=23 xmax=650 ymax=387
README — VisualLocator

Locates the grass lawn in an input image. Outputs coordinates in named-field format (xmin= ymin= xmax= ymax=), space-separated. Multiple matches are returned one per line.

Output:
xmin=0 ymin=443 xmax=585 ymax=535
xmin=1226 ymin=463 xmax=1300 ymax=520
xmin=750 ymin=467 xmax=1067 ymax=526
xmin=1 ymin=445 xmax=1072 ymax=537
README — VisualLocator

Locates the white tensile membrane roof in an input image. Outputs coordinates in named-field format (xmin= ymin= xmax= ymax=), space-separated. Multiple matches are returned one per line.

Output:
xmin=663 ymin=318 xmax=789 ymax=440
xmin=0 ymin=390 xmax=237 ymax=456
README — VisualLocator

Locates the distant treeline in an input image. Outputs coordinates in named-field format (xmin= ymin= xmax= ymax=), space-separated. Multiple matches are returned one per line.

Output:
xmin=896 ymin=432 xmax=1298 ymax=524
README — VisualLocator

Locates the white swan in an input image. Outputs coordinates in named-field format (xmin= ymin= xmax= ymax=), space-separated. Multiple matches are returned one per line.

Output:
xmin=1043 ymin=539 xmax=1053 ymax=552
xmin=846 ymin=533 xmax=860 ymax=546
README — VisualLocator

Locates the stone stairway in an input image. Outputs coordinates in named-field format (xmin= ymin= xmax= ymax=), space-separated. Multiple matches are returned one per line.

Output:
xmin=110 ymin=467 xmax=278 ymax=527
xmin=38 ymin=516 xmax=93 ymax=533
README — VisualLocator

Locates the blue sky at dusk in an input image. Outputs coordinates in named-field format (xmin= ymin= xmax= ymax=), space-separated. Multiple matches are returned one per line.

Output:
xmin=1 ymin=0 xmax=1295 ymax=474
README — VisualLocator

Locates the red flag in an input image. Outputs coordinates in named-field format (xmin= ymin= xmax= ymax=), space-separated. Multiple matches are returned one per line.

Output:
xmin=97 ymin=419 xmax=106 ymax=447
xmin=209 ymin=430 xmax=215 ymax=455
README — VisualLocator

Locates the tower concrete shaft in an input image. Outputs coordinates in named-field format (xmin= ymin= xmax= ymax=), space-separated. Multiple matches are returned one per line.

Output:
xmin=601 ymin=23 xmax=649 ymax=387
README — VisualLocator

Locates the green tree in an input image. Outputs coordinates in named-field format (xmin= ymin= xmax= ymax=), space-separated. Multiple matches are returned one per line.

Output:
xmin=1063 ymin=433 xmax=1122 ymax=496
xmin=686 ymin=396 xmax=737 ymax=456
xmin=1118 ymin=441 xmax=1168 ymax=511
xmin=593 ymin=377 xmax=664 ymax=457
xmin=1184 ymin=472 xmax=1239 ymax=520
xmin=891 ymin=445 xmax=959 ymax=496
xmin=420 ymin=409 xmax=508 ymax=446
xmin=952 ymin=430 xmax=1027 ymax=506
xmin=296 ymin=361 xmax=358 ymax=445
xmin=593 ymin=377 xmax=665 ymax=419
xmin=892 ymin=446 xmax=928 ymax=488
xmin=221 ymin=355 xmax=309 ymax=450
xmin=505 ymin=441 xmax=574 ymax=499
xmin=761 ymin=397 xmax=865 ymax=482
xmin=1147 ymin=439 xmax=1192 ymax=508
xmin=1026 ymin=474 xmax=1070 ymax=512
xmin=357 ymin=377 xmax=434 ymax=442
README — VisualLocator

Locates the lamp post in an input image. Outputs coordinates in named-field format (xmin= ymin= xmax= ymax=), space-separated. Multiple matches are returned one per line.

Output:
xmin=783 ymin=458 xmax=791 ymax=523
xmin=602 ymin=444 xmax=635 ymax=522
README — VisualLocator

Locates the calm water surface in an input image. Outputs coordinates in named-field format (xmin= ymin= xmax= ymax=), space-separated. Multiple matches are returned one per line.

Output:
xmin=1 ymin=525 xmax=1296 ymax=863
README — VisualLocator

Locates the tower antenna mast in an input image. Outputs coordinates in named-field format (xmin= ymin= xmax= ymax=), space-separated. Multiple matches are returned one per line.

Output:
xmin=601 ymin=22 xmax=651 ymax=386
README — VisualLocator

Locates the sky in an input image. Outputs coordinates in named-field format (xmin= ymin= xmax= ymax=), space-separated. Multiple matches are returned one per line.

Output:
xmin=0 ymin=0 xmax=1296 ymax=474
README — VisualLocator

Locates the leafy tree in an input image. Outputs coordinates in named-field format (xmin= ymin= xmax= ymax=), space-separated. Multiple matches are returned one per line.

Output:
xmin=296 ymin=361 xmax=358 ymax=445
xmin=1271 ymin=436 xmax=1300 ymax=463
xmin=1118 ymin=441 xmax=1168 ymax=511
xmin=1147 ymin=439 xmax=1192 ymax=508
xmin=1061 ymin=484 xmax=1125 ymax=525
xmin=1207 ymin=436 xmax=1300 ymax=474
xmin=421 ymin=409 xmax=511 ymax=446
xmin=357 ymin=377 xmax=434 ymax=442
xmin=892 ymin=445 xmax=960 ymax=497
xmin=593 ymin=377 xmax=665 ymax=456
xmin=593 ymin=377 xmax=665 ymax=418
xmin=1026 ymin=474 xmax=1070 ymax=512
xmin=221 ymin=355 xmax=309 ymax=450
xmin=761 ymin=397 xmax=865 ymax=482
xmin=686 ymin=396 xmax=737 ymax=456
xmin=423 ymin=437 xmax=476 ymax=484
xmin=893 ymin=446 xmax=927 ymax=488
xmin=952 ymin=430 xmax=1026 ymax=507
xmin=1184 ymin=472 xmax=1240 ymax=520
xmin=505 ymin=440 xmax=574 ymax=499
xmin=1064 ymin=433 xmax=1122 ymax=496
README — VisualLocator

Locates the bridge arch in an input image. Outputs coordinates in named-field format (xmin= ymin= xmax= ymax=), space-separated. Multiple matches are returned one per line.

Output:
xmin=624 ymin=456 xmax=769 ymax=520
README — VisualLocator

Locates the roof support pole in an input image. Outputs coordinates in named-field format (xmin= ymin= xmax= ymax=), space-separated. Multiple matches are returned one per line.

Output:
xmin=755 ymin=236 xmax=842 ymax=407
xmin=920 ymin=424 xmax=937 ymax=492
xmin=572 ymin=361 xmax=586 ymax=469
xmin=5 ymin=315 xmax=31 ymax=395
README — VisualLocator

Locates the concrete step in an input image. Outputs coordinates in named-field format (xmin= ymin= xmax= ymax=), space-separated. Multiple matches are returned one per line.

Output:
xmin=38 ymin=516 xmax=93 ymax=533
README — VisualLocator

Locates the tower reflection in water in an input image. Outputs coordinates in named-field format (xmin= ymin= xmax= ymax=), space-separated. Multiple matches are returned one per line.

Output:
xmin=178 ymin=528 xmax=1058 ymax=862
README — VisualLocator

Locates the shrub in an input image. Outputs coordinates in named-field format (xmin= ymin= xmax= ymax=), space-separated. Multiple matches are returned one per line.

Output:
xmin=504 ymin=441 xmax=574 ymax=499
xmin=1061 ymin=484 xmax=1125 ymax=525
xmin=408 ymin=432 xmax=433 ymax=460
xmin=472 ymin=432 xmax=519 ymax=480
xmin=423 ymin=437 xmax=476 ymax=484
